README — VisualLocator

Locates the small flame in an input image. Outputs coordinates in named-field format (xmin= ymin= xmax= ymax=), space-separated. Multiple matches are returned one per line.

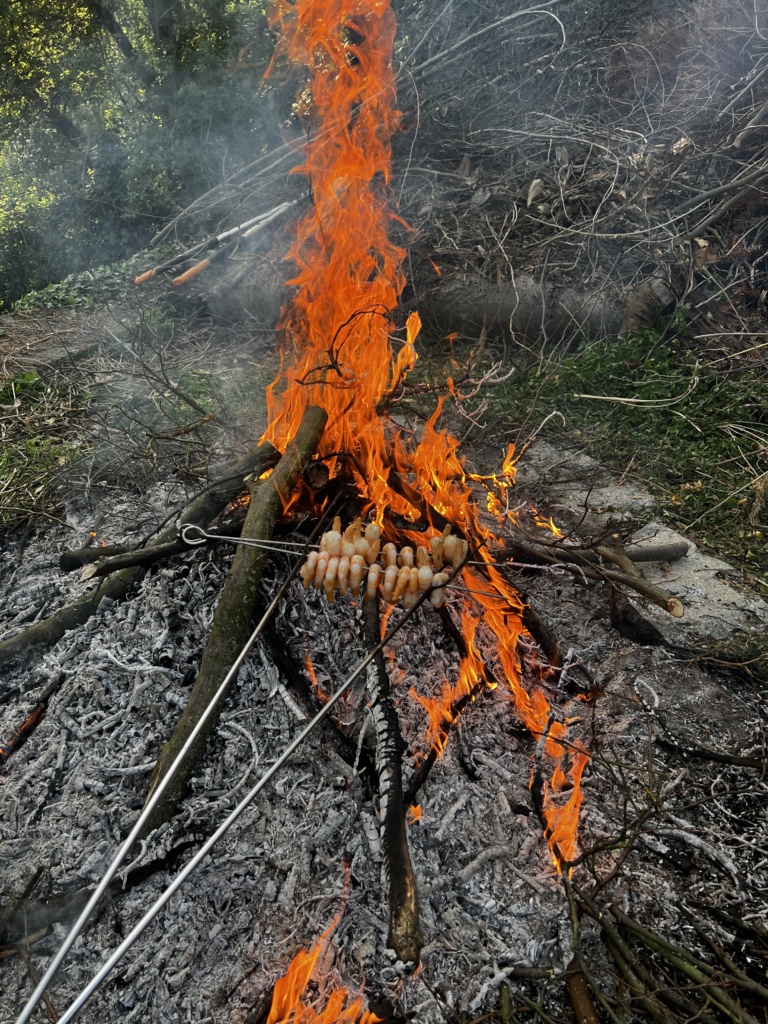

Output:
xmin=543 ymin=747 xmax=589 ymax=871
xmin=409 ymin=611 xmax=485 ymax=760
xmin=267 ymin=864 xmax=382 ymax=1024
xmin=267 ymin=940 xmax=381 ymax=1024
xmin=304 ymin=651 xmax=329 ymax=704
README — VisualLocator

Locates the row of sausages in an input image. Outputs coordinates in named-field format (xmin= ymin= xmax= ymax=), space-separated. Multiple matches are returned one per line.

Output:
xmin=298 ymin=518 xmax=469 ymax=607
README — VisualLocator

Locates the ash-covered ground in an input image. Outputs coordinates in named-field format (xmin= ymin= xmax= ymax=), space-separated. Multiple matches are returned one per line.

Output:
xmin=1 ymin=446 xmax=766 ymax=1024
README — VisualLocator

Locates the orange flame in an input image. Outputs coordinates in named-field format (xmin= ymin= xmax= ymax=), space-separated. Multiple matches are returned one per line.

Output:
xmin=463 ymin=563 xmax=588 ymax=867
xmin=543 ymin=746 xmax=589 ymax=870
xmin=267 ymin=867 xmax=382 ymax=1024
xmin=304 ymin=650 xmax=329 ymax=704
xmin=267 ymin=936 xmax=381 ymax=1024
xmin=264 ymin=0 xmax=587 ymax=870
xmin=409 ymin=611 xmax=485 ymax=760
xmin=263 ymin=0 xmax=426 ymax=518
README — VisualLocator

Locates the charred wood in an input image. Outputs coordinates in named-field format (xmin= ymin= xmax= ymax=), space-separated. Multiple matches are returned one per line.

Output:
xmin=260 ymin=619 xmax=377 ymax=793
xmin=608 ymin=586 xmax=668 ymax=646
xmin=0 ymin=704 xmax=46 ymax=764
xmin=362 ymin=598 xmax=423 ymax=966
xmin=140 ymin=407 xmax=327 ymax=837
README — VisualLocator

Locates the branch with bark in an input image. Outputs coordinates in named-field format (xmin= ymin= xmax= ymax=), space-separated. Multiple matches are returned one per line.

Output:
xmin=140 ymin=406 xmax=328 ymax=837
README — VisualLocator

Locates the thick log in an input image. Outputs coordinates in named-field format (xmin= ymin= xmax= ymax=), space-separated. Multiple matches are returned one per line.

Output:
xmin=420 ymin=274 xmax=624 ymax=347
xmin=362 ymin=598 xmax=423 ymax=965
xmin=140 ymin=406 xmax=327 ymax=837
xmin=0 ymin=440 xmax=280 ymax=673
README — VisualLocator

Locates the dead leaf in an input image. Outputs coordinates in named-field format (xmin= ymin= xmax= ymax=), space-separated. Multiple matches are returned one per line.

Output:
xmin=526 ymin=178 xmax=544 ymax=207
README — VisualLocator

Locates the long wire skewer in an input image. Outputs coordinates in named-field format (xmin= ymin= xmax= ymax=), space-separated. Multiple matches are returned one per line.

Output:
xmin=50 ymin=589 xmax=432 ymax=1024
xmin=180 ymin=523 xmax=559 ymax=570
xmin=15 ymin=508 xmax=335 ymax=1024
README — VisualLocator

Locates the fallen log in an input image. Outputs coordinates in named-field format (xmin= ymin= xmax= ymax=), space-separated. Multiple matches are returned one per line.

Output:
xmin=73 ymin=521 xmax=246 ymax=579
xmin=140 ymin=406 xmax=327 ymax=837
xmin=0 ymin=440 xmax=280 ymax=673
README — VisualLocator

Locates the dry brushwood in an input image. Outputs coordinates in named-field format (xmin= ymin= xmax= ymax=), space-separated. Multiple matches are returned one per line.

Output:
xmin=499 ymin=532 xmax=686 ymax=618
xmin=140 ymin=406 xmax=328 ymax=837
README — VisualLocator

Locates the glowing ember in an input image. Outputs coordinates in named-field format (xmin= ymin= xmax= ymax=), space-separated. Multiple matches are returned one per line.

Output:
xmin=264 ymin=0 xmax=587 ymax=868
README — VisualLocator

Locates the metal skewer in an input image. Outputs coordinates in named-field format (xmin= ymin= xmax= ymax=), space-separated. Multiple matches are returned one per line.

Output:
xmin=47 ymin=590 xmax=432 ymax=1024
xmin=15 ymin=510 xmax=333 ymax=1024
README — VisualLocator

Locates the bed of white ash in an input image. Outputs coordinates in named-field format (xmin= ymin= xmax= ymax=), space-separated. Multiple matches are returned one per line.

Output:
xmin=0 ymin=454 xmax=766 ymax=1024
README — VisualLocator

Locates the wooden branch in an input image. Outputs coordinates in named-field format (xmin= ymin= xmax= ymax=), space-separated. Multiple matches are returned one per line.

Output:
xmin=59 ymin=544 xmax=126 ymax=572
xmin=611 ymin=906 xmax=768 ymax=1013
xmin=260 ymin=620 xmax=376 ymax=789
xmin=500 ymin=535 xmax=685 ymax=618
xmin=362 ymin=598 xmax=423 ymax=965
xmin=0 ymin=441 xmax=279 ymax=674
xmin=140 ymin=407 xmax=327 ymax=837
xmin=565 ymin=957 xmax=601 ymax=1024
xmin=75 ymin=521 xmax=247 ymax=579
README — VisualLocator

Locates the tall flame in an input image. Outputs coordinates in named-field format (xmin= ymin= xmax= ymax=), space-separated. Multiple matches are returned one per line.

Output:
xmin=263 ymin=0 xmax=425 ymax=517
xmin=264 ymin=0 xmax=587 ymax=871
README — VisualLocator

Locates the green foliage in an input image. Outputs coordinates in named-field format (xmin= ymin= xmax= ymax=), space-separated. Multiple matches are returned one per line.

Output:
xmin=13 ymin=253 xmax=153 ymax=311
xmin=488 ymin=331 xmax=768 ymax=578
xmin=0 ymin=0 xmax=277 ymax=310
xmin=410 ymin=325 xmax=768 ymax=583
xmin=0 ymin=369 xmax=87 ymax=529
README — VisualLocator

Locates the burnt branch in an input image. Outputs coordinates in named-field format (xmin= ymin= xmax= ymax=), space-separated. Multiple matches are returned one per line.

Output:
xmin=362 ymin=597 xmax=423 ymax=966
xmin=0 ymin=440 xmax=280 ymax=675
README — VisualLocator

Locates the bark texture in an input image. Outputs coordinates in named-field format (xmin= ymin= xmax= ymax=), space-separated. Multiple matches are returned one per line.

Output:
xmin=362 ymin=598 xmax=423 ymax=965
xmin=140 ymin=406 xmax=327 ymax=837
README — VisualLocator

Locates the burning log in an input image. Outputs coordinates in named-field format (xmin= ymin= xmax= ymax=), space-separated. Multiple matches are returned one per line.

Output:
xmin=362 ymin=597 xmax=423 ymax=966
xmin=141 ymin=405 xmax=327 ymax=836
xmin=0 ymin=438 xmax=280 ymax=674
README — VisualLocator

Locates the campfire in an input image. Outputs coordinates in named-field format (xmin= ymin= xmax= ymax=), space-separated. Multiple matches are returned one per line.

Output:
xmin=2 ymin=1 xmax=768 ymax=1023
